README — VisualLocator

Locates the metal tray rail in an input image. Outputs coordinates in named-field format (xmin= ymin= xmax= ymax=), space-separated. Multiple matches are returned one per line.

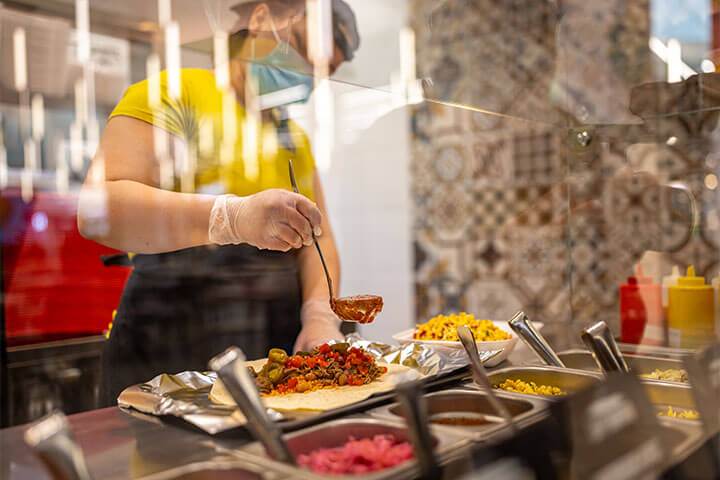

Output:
xmin=238 ymin=417 xmax=472 ymax=480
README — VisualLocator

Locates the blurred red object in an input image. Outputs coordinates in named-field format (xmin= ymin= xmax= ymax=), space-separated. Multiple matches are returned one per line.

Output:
xmin=2 ymin=189 xmax=130 ymax=344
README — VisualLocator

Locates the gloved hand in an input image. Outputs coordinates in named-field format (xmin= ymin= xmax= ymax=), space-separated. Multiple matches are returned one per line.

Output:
xmin=208 ymin=189 xmax=322 ymax=251
xmin=294 ymin=297 xmax=344 ymax=352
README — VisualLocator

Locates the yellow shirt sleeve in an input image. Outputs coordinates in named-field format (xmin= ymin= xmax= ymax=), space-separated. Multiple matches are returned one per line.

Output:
xmin=109 ymin=70 xmax=187 ymax=138
xmin=108 ymin=69 xmax=316 ymax=201
xmin=288 ymin=120 xmax=316 ymax=202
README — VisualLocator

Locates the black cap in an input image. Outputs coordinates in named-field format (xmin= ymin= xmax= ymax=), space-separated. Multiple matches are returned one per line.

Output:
xmin=231 ymin=0 xmax=360 ymax=61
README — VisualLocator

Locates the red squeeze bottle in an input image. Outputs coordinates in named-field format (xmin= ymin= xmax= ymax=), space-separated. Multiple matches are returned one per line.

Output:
xmin=620 ymin=264 xmax=663 ymax=344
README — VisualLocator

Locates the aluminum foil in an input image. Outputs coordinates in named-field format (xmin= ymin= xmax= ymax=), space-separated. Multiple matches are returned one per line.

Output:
xmin=341 ymin=333 xmax=500 ymax=377
xmin=118 ymin=335 xmax=501 ymax=435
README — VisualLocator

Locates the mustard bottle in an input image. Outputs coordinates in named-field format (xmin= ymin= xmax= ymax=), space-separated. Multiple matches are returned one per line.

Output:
xmin=667 ymin=266 xmax=715 ymax=349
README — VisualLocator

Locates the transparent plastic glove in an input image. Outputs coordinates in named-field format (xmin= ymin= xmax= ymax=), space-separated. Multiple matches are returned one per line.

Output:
xmin=294 ymin=297 xmax=344 ymax=353
xmin=208 ymin=189 xmax=322 ymax=251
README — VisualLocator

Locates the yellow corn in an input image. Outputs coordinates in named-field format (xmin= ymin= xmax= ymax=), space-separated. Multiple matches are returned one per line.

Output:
xmin=494 ymin=379 xmax=565 ymax=396
xmin=414 ymin=312 xmax=511 ymax=342
xmin=658 ymin=405 xmax=699 ymax=419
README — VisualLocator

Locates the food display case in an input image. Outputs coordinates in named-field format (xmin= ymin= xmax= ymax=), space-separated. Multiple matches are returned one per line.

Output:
xmin=3 ymin=0 xmax=720 ymax=479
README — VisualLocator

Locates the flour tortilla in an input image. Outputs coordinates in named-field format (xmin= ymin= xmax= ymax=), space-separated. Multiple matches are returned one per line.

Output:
xmin=210 ymin=358 xmax=416 ymax=412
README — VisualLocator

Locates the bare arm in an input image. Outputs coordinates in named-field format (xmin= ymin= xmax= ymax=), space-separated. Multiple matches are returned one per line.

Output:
xmin=78 ymin=116 xmax=215 ymax=253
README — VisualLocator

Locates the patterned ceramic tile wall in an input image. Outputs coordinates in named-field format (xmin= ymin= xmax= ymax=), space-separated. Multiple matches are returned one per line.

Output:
xmin=410 ymin=0 xmax=720 ymax=347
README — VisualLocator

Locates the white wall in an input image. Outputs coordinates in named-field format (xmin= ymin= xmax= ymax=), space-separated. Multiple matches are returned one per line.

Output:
xmin=292 ymin=0 xmax=413 ymax=343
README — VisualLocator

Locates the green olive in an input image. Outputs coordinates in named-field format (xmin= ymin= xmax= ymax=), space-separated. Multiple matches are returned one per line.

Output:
xmin=266 ymin=364 xmax=284 ymax=384
xmin=268 ymin=348 xmax=288 ymax=364
xmin=331 ymin=343 xmax=349 ymax=353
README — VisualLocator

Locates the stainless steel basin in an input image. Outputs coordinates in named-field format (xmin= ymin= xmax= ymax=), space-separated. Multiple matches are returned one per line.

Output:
xmin=368 ymin=389 xmax=548 ymax=440
xmin=482 ymin=366 xmax=602 ymax=399
xmin=136 ymin=459 xmax=278 ymax=480
xmin=641 ymin=380 xmax=701 ymax=423
xmin=658 ymin=420 xmax=705 ymax=463
xmin=240 ymin=417 xmax=470 ymax=479
xmin=556 ymin=349 xmax=688 ymax=383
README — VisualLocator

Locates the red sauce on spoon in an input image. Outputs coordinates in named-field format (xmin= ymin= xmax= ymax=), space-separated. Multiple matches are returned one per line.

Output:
xmin=330 ymin=295 xmax=384 ymax=324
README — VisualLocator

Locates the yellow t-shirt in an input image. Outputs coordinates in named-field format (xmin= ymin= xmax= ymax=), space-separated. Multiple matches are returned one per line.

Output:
xmin=109 ymin=68 xmax=315 ymax=200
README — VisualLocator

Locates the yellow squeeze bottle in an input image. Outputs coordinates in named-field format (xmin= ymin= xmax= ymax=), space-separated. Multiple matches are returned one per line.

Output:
xmin=667 ymin=266 xmax=715 ymax=349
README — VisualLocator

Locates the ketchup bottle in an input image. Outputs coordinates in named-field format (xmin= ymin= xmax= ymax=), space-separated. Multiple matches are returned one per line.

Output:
xmin=620 ymin=264 xmax=663 ymax=345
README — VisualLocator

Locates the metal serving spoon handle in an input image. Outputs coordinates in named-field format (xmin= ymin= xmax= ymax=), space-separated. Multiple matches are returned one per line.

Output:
xmin=209 ymin=347 xmax=295 ymax=464
xmin=457 ymin=325 xmax=518 ymax=434
xmin=508 ymin=311 xmax=565 ymax=368
xmin=288 ymin=158 xmax=334 ymax=300
xmin=395 ymin=377 xmax=442 ymax=480
xmin=24 ymin=411 xmax=93 ymax=480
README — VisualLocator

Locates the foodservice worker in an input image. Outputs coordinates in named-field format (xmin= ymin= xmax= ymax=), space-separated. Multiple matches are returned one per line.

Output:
xmin=77 ymin=0 xmax=360 ymax=406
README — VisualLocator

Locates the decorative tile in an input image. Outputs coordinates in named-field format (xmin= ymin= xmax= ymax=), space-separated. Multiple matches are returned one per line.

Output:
xmin=472 ymin=135 xmax=513 ymax=183
xmin=512 ymin=129 xmax=563 ymax=184
xmin=408 ymin=0 xmax=720 ymax=348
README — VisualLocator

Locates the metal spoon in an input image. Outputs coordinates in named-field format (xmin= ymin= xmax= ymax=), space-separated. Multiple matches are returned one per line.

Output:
xmin=209 ymin=346 xmax=295 ymax=464
xmin=24 ymin=411 xmax=92 ymax=480
xmin=288 ymin=159 xmax=383 ymax=324
xmin=288 ymin=159 xmax=335 ymax=301
xmin=394 ymin=376 xmax=442 ymax=480
xmin=508 ymin=311 xmax=565 ymax=368
xmin=581 ymin=321 xmax=630 ymax=374
xmin=456 ymin=325 xmax=518 ymax=434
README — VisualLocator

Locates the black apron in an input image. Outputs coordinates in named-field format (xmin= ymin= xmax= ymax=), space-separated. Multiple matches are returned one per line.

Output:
xmin=100 ymin=244 xmax=302 ymax=406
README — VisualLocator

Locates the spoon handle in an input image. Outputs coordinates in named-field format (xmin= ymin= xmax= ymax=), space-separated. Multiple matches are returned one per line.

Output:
xmin=508 ymin=311 xmax=565 ymax=368
xmin=395 ymin=378 xmax=441 ymax=480
xmin=288 ymin=159 xmax=334 ymax=300
xmin=209 ymin=347 xmax=296 ymax=464
xmin=457 ymin=325 xmax=518 ymax=434
xmin=24 ymin=411 xmax=93 ymax=480
xmin=581 ymin=321 xmax=630 ymax=374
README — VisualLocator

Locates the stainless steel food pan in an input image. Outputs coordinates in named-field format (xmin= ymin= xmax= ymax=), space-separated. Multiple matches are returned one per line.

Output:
xmin=642 ymin=380 xmax=699 ymax=418
xmin=478 ymin=366 xmax=602 ymax=400
xmin=367 ymin=388 xmax=549 ymax=441
xmin=135 ymin=454 xmax=287 ymax=480
xmin=240 ymin=417 xmax=471 ymax=480
xmin=658 ymin=419 xmax=705 ymax=464
xmin=556 ymin=349 xmax=687 ymax=383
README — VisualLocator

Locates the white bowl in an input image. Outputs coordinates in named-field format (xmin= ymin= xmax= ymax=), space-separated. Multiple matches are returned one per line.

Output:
xmin=392 ymin=321 xmax=542 ymax=367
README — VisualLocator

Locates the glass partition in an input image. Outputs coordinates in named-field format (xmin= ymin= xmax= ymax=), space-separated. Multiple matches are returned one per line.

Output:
xmin=0 ymin=0 xmax=716 ymax=436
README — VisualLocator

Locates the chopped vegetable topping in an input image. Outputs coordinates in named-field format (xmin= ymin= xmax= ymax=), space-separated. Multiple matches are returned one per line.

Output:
xmin=494 ymin=379 xmax=566 ymax=396
xmin=658 ymin=405 xmax=699 ymax=419
xmin=640 ymin=369 xmax=688 ymax=383
xmin=250 ymin=343 xmax=387 ymax=396
xmin=297 ymin=434 xmax=414 ymax=474
xmin=414 ymin=313 xmax=511 ymax=342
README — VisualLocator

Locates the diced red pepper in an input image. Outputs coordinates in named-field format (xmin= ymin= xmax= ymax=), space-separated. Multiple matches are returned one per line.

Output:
xmin=318 ymin=344 xmax=331 ymax=354
xmin=286 ymin=377 xmax=298 ymax=389
xmin=305 ymin=357 xmax=318 ymax=369
xmin=287 ymin=356 xmax=304 ymax=368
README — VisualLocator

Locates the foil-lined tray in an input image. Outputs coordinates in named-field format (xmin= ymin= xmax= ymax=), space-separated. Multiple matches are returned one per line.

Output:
xmin=118 ymin=334 xmax=501 ymax=435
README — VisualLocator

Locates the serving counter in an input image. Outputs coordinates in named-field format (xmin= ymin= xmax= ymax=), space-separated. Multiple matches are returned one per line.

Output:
xmin=1 ymin=345 xmax=714 ymax=480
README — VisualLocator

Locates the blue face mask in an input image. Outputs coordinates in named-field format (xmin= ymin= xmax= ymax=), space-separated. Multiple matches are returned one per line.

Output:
xmin=248 ymin=41 xmax=314 ymax=106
